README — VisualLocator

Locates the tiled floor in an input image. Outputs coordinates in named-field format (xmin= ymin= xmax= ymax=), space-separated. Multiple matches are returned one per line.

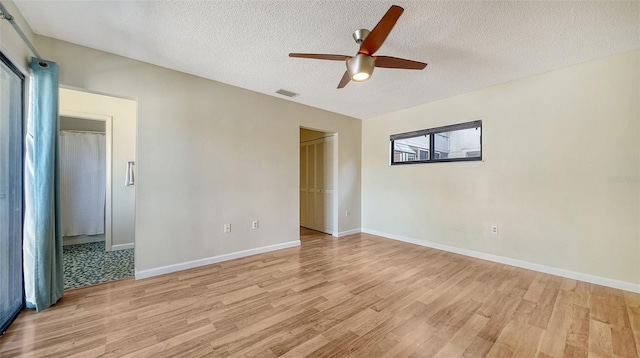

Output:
xmin=63 ymin=241 xmax=134 ymax=289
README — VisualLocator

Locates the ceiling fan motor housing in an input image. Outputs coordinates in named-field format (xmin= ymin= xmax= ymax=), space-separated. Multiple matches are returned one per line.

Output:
xmin=352 ymin=29 xmax=370 ymax=44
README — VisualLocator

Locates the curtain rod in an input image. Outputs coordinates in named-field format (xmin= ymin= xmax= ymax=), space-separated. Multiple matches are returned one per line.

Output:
xmin=0 ymin=1 xmax=42 ymax=59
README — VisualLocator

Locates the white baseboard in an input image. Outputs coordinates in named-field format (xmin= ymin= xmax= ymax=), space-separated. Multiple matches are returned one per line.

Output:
xmin=135 ymin=240 xmax=301 ymax=280
xmin=336 ymin=228 xmax=361 ymax=237
xmin=111 ymin=243 xmax=134 ymax=251
xmin=361 ymin=228 xmax=640 ymax=294
xmin=63 ymin=235 xmax=105 ymax=246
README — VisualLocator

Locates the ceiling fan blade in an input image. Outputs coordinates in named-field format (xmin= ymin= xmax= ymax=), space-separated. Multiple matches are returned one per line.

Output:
xmin=289 ymin=53 xmax=351 ymax=61
xmin=337 ymin=71 xmax=351 ymax=89
xmin=374 ymin=56 xmax=427 ymax=70
xmin=359 ymin=5 xmax=404 ymax=55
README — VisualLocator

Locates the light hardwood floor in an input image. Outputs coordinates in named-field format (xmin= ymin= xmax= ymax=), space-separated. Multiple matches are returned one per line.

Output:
xmin=1 ymin=228 xmax=639 ymax=357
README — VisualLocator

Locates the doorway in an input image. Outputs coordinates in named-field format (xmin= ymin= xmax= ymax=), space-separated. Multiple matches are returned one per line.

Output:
xmin=300 ymin=127 xmax=336 ymax=235
xmin=59 ymin=88 xmax=137 ymax=289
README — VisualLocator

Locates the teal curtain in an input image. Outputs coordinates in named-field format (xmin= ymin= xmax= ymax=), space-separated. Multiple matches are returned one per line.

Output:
xmin=24 ymin=58 xmax=63 ymax=311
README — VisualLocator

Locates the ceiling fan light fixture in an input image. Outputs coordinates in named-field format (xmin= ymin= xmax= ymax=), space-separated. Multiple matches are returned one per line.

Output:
xmin=352 ymin=72 xmax=370 ymax=82
xmin=347 ymin=54 xmax=375 ymax=82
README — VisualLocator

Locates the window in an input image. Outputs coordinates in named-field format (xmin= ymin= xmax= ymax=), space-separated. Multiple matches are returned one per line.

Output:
xmin=0 ymin=52 xmax=24 ymax=334
xmin=390 ymin=120 xmax=482 ymax=165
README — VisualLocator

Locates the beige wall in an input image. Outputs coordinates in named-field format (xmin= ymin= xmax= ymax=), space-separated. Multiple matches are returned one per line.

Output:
xmin=362 ymin=50 xmax=640 ymax=286
xmin=59 ymin=88 xmax=137 ymax=247
xmin=35 ymin=36 xmax=361 ymax=273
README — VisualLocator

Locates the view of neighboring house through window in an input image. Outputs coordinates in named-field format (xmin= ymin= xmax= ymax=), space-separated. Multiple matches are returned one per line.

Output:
xmin=391 ymin=120 xmax=482 ymax=165
xmin=393 ymin=135 xmax=429 ymax=162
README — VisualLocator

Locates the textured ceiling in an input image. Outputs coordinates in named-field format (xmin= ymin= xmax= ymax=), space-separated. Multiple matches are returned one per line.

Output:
xmin=15 ymin=1 xmax=640 ymax=119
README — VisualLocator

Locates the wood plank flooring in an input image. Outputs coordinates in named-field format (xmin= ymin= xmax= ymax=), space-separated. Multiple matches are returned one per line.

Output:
xmin=1 ymin=228 xmax=639 ymax=357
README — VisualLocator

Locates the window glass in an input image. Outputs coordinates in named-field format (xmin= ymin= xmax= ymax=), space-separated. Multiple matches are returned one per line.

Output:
xmin=0 ymin=53 xmax=24 ymax=334
xmin=393 ymin=135 xmax=429 ymax=163
xmin=437 ymin=127 xmax=481 ymax=159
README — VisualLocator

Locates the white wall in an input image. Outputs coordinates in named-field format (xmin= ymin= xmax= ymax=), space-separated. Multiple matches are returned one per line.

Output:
xmin=35 ymin=36 xmax=361 ymax=274
xmin=59 ymin=88 xmax=137 ymax=247
xmin=362 ymin=50 xmax=640 ymax=287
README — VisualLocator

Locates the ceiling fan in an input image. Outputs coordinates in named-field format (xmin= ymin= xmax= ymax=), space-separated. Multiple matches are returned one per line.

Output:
xmin=289 ymin=5 xmax=427 ymax=89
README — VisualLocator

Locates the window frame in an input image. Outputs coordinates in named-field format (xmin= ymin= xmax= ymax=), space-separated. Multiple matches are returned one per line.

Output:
xmin=390 ymin=120 xmax=482 ymax=165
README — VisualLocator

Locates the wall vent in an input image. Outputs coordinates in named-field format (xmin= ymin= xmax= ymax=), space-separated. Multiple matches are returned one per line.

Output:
xmin=275 ymin=89 xmax=299 ymax=98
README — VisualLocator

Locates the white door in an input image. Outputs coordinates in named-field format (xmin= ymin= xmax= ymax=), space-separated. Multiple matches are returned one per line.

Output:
xmin=300 ymin=136 xmax=334 ymax=234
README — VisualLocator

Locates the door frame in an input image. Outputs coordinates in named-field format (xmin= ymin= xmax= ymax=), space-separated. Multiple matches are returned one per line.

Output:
xmin=59 ymin=109 xmax=113 ymax=251
xmin=299 ymin=126 xmax=339 ymax=236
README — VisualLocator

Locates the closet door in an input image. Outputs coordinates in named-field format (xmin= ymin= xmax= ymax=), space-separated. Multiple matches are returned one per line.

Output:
xmin=322 ymin=136 xmax=334 ymax=234
xmin=306 ymin=144 xmax=316 ymax=229
xmin=299 ymin=144 xmax=308 ymax=227
xmin=314 ymin=140 xmax=325 ymax=231
xmin=300 ymin=136 xmax=334 ymax=234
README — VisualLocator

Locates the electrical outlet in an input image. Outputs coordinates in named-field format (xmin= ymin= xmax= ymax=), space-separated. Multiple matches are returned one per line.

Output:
xmin=252 ymin=220 xmax=259 ymax=229
xmin=491 ymin=225 xmax=498 ymax=235
xmin=224 ymin=223 xmax=231 ymax=233
xmin=345 ymin=210 xmax=350 ymax=217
